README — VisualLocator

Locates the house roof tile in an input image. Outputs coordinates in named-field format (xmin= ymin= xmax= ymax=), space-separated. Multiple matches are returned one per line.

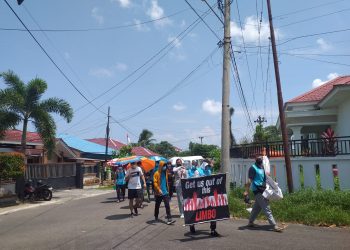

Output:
xmin=131 ymin=146 xmax=158 ymax=157
xmin=58 ymin=134 xmax=113 ymax=154
xmin=1 ymin=129 xmax=42 ymax=143
xmin=287 ymin=76 xmax=350 ymax=104
xmin=87 ymin=138 xmax=126 ymax=151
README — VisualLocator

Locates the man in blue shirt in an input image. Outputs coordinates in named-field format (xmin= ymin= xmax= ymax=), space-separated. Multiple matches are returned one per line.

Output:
xmin=153 ymin=161 xmax=175 ymax=225
xmin=244 ymin=156 xmax=283 ymax=232
xmin=115 ymin=167 xmax=126 ymax=202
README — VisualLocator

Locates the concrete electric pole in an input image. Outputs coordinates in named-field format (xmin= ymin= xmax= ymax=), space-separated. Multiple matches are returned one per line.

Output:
xmin=221 ymin=0 xmax=231 ymax=193
xmin=267 ymin=0 xmax=293 ymax=193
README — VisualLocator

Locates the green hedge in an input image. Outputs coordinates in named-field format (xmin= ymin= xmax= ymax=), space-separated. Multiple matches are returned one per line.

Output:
xmin=229 ymin=188 xmax=350 ymax=226
xmin=0 ymin=152 xmax=25 ymax=180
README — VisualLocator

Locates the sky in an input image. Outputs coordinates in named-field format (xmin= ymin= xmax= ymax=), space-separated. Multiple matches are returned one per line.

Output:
xmin=1 ymin=0 xmax=350 ymax=150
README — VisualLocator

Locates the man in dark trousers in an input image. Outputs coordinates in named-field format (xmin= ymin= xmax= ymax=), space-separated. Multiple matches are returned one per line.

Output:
xmin=153 ymin=161 xmax=175 ymax=225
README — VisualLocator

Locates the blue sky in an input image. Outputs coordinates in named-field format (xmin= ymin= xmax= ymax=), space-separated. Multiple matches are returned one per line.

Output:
xmin=1 ymin=0 xmax=350 ymax=149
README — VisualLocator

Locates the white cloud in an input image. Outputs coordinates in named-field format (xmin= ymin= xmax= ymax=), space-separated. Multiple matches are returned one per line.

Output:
xmin=168 ymin=36 xmax=181 ymax=48
xmin=134 ymin=19 xmax=150 ymax=32
xmin=316 ymin=38 xmax=332 ymax=51
xmin=231 ymin=16 xmax=279 ymax=44
xmin=173 ymin=102 xmax=186 ymax=111
xmin=312 ymin=72 xmax=339 ymax=88
xmin=89 ymin=62 xmax=128 ymax=77
xmin=111 ymin=0 xmax=131 ymax=8
xmin=91 ymin=7 xmax=104 ymax=24
xmin=115 ymin=62 xmax=128 ymax=71
xmin=146 ymin=0 xmax=171 ymax=28
xmin=202 ymin=99 xmax=222 ymax=115
xmin=89 ymin=68 xmax=113 ymax=78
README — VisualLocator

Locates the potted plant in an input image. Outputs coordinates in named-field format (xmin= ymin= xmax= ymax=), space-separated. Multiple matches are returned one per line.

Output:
xmin=321 ymin=128 xmax=338 ymax=156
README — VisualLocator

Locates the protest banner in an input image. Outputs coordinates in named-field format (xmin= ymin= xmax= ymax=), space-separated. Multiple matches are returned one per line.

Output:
xmin=181 ymin=173 xmax=230 ymax=225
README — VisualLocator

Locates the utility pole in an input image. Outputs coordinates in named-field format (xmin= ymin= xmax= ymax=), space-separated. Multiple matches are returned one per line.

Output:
xmin=103 ymin=106 xmax=110 ymax=183
xmin=267 ymin=0 xmax=293 ymax=193
xmin=254 ymin=115 xmax=267 ymax=126
xmin=221 ymin=0 xmax=231 ymax=193
xmin=199 ymin=136 xmax=204 ymax=144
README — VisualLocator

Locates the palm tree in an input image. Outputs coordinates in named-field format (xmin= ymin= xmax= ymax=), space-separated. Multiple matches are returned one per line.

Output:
xmin=138 ymin=129 xmax=155 ymax=147
xmin=0 ymin=70 xmax=73 ymax=156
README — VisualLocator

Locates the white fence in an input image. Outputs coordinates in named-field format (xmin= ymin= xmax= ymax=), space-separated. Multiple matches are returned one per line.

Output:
xmin=230 ymin=156 xmax=350 ymax=192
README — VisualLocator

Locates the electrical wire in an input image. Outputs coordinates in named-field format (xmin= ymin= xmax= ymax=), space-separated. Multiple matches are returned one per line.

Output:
xmin=184 ymin=0 xmax=221 ymax=41
xmin=0 ymin=9 xmax=188 ymax=32
xmin=277 ymin=7 xmax=350 ymax=28
xmin=234 ymin=0 xmax=257 ymax=112
xmin=115 ymin=46 xmax=221 ymax=123
xmin=274 ymin=0 xmax=346 ymax=19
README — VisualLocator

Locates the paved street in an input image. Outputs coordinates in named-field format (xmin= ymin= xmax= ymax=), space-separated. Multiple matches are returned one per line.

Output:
xmin=0 ymin=189 xmax=349 ymax=250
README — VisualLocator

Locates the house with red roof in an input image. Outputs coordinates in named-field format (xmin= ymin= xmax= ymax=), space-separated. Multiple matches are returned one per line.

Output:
xmin=0 ymin=129 xmax=45 ymax=163
xmin=86 ymin=138 xmax=158 ymax=157
xmin=279 ymin=76 xmax=350 ymax=140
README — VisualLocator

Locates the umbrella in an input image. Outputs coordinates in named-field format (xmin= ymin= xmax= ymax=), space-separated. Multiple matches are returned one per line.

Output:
xmin=108 ymin=156 xmax=156 ymax=172
xmin=149 ymin=156 xmax=168 ymax=162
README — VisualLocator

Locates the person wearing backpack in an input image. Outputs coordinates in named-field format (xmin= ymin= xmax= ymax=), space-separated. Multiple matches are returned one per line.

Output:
xmin=244 ymin=156 xmax=283 ymax=232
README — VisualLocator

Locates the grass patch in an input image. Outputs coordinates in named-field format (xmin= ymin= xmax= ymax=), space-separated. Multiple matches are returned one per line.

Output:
xmin=229 ymin=188 xmax=350 ymax=226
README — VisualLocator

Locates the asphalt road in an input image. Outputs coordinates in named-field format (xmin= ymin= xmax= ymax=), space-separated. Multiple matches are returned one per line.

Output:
xmin=0 ymin=190 xmax=349 ymax=250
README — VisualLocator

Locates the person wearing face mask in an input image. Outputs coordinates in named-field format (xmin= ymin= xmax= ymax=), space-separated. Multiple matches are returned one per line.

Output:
xmin=153 ymin=161 xmax=175 ymax=225
xmin=173 ymin=158 xmax=187 ymax=218
xmin=125 ymin=161 xmax=146 ymax=217
xmin=189 ymin=159 xmax=219 ymax=237
xmin=187 ymin=160 xmax=200 ymax=178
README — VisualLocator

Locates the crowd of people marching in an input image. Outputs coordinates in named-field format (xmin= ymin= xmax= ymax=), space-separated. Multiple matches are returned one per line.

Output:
xmin=113 ymin=155 xmax=283 ymax=236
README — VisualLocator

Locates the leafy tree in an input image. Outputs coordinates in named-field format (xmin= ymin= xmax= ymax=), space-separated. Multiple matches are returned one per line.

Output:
xmin=208 ymin=147 xmax=221 ymax=172
xmin=112 ymin=145 xmax=133 ymax=158
xmin=264 ymin=125 xmax=282 ymax=142
xmin=188 ymin=142 xmax=219 ymax=158
xmin=253 ymin=125 xmax=282 ymax=143
xmin=0 ymin=70 xmax=73 ymax=156
xmin=149 ymin=141 xmax=177 ymax=158
xmin=138 ymin=129 xmax=155 ymax=147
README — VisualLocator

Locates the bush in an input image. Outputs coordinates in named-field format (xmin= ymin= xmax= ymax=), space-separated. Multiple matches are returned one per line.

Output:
xmin=0 ymin=152 xmax=25 ymax=181
xmin=229 ymin=188 xmax=350 ymax=226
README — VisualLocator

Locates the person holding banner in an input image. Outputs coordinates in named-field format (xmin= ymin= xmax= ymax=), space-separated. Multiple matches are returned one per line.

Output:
xmin=173 ymin=158 xmax=187 ymax=218
xmin=244 ymin=156 xmax=283 ymax=232
xmin=188 ymin=160 xmax=219 ymax=237
xmin=153 ymin=161 xmax=176 ymax=225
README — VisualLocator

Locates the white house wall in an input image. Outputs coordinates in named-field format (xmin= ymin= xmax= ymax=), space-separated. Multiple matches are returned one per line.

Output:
xmin=230 ymin=156 xmax=350 ymax=192
xmin=336 ymin=98 xmax=350 ymax=137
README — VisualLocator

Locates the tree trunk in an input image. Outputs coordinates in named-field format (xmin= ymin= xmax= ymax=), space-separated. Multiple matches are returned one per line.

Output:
xmin=21 ymin=117 xmax=28 ymax=163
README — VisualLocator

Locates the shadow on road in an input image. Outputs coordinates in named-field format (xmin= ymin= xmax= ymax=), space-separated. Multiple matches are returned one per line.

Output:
xmin=238 ymin=225 xmax=273 ymax=232
xmin=105 ymin=214 xmax=131 ymax=220
xmin=175 ymin=230 xmax=221 ymax=242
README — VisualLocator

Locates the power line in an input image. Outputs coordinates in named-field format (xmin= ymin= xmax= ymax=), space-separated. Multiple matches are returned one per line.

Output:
xmin=234 ymin=0 xmax=258 ymax=112
xmin=184 ymin=0 xmax=221 ymax=41
xmin=274 ymin=0 xmax=346 ymax=19
xmin=0 ymin=8 xmax=188 ymax=32
xmin=73 ymin=8 xmax=213 ymax=113
xmin=23 ymin=5 xmax=94 ymax=98
xmin=114 ymin=46 xmax=221 ymax=123
xmin=3 ymin=0 xmax=105 ymax=115
xmin=277 ymin=7 xmax=350 ymax=28
xmin=284 ymin=53 xmax=350 ymax=67
xmin=278 ymin=27 xmax=350 ymax=46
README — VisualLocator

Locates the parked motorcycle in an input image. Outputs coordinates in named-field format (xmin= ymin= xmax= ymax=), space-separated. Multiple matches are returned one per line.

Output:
xmin=24 ymin=180 xmax=53 ymax=201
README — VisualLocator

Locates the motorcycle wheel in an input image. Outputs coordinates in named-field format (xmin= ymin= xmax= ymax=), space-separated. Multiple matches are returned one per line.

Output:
xmin=43 ymin=190 xmax=52 ymax=201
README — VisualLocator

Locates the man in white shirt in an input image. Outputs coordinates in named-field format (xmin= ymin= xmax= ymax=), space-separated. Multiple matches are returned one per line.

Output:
xmin=173 ymin=158 xmax=187 ymax=218
xmin=125 ymin=161 xmax=146 ymax=217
